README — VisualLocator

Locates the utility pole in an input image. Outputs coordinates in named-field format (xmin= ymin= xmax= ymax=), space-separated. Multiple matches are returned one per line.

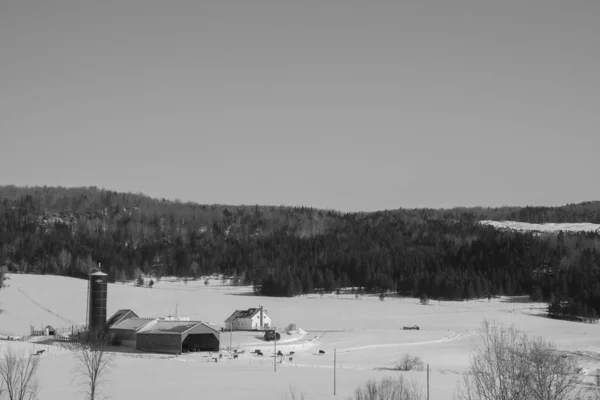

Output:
xmin=274 ymin=334 xmax=277 ymax=372
xmin=334 ymin=347 xmax=337 ymax=395
xmin=229 ymin=324 xmax=232 ymax=350
xmin=427 ymin=363 xmax=430 ymax=400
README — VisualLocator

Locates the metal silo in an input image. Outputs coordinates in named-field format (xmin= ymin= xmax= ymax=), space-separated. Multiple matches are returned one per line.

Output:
xmin=88 ymin=271 xmax=108 ymax=332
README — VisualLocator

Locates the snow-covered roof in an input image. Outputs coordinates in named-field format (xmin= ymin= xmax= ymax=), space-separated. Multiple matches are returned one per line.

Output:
xmin=109 ymin=318 xmax=156 ymax=331
xmin=106 ymin=309 xmax=139 ymax=328
xmin=138 ymin=321 xmax=219 ymax=335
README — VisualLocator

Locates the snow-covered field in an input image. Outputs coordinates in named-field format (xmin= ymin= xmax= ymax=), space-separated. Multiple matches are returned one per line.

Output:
xmin=479 ymin=220 xmax=600 ymax=233
xmin=1 ymin=274 xmax=600 ymax=399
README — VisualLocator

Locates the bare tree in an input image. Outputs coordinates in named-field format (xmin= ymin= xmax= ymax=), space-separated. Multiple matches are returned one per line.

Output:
xmin=455 ymin=319 xmax=581 ymax=400
xmin=350 ymin=376 xmax=424 ymax=400
xmin=0 ymin=347 xmax=40 ymax=400
xmin=57 ymin=249 xmax=71 ymax=274
xmin=71 ymin=332 xmax=114 ymax=400
xmin=395 ymin=354 xmax=425 ymax=371
xmin=189 ymin=261 xmax=199 ymax=278
xmin=455 ymin=320 xmax=533 ymax=400
xmin=525 ymin=336 xmax=581 ymax=400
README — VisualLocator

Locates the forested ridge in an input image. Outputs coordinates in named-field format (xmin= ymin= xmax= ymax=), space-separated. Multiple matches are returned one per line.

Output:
xmin=1 ymin=185 xmax=600 ymax=322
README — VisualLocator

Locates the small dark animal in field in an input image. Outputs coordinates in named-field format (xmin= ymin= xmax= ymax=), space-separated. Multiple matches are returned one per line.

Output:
xmin=234 ymin=349 xmax=238 ymax=354
xmin=289 ymin=351 xmax=295 ymax=355
xmin=219 ymin=354 xmax=223 ymax=359
xmin=34 ymin=350 xmax=45 ymax=356
xmin=289 ymin=357 xmax=293 ymax=362
xmin=319 ymin=350 xmax=325 ymax=355
xmin=277 ymin=350 xmax=283 ymax=357
xmin=212 ymin=357 xmax=218 ymax=362
xmin=233 ymin=354 xmax=238 ymax=359
xmin=257 ymin=352 xmax=264 ymax=356
xmin=254 ymin=349 xmax=261 ymax=354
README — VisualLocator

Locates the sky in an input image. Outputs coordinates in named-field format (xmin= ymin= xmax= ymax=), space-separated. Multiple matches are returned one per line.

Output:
xmin=1 ymin=0 xmax=599 ymax=212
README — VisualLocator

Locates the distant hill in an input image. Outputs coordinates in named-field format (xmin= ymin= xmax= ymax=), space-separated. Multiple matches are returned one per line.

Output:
xmin=479 ymin=220 xmax=600 ymax=233
xmin=1 ymin=185 xmax=600 ymax=322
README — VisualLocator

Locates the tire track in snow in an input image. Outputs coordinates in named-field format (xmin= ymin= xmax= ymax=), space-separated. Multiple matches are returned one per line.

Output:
xmin=16 ymin=286 xmax=77 ymax=326
xmin=335 ymin=331 xmax=471 ymax=354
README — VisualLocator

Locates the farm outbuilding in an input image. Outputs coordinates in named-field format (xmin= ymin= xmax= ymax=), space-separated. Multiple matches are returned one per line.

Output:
xmin=44 ymin=325 xmax=56 ymax=336
xmin=136 ymin=321 xmax=220 ymax=354
xmin=108 ymin=318 xmax=157 ymax=348
xmin=106 ymin=309 xmax=139 ymax=328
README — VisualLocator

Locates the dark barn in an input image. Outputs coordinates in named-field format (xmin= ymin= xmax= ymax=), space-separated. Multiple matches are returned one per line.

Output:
xmin=136 ymin=321 xmax=220 ymax=354
xmin=108 ymin=318 xmax=156 ymax=348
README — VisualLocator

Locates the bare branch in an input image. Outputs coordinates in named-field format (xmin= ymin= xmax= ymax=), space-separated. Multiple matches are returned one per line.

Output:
xmin=395 ymin=353 xmax=425 ymax=371
xmin=71 ymin=332 xmax=115 ymax=400
xmin=0 ymin=347 xmax=40 ymax=400
xmin=525 ymin=336 xmax=581 ymax=400
xmin=455 ymin=319 xmax=581 ymax=400
xmin=351 ymin=376 xmax=424 ymax=400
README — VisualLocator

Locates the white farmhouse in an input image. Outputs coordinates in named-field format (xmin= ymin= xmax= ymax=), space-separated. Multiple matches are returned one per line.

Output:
xmin=224 ymin=306 xmax=271 ymax=330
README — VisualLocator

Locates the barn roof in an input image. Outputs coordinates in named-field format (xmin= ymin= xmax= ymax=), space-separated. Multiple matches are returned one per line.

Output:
xmin=106 ymin=309 xmax=139 ymax=328
xmin=138 ymin=321 xmax=219 ymax=335
xmin=200 ymin=323 xmax=221 ymax=334
xmin=109 ymin=318 xmax=156 ymax=331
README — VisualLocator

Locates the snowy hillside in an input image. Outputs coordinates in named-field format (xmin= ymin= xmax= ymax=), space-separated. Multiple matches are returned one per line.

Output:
xmin=2 ymin=274 xmax=600 ymax=400
xmin=479 ymin=220 xmax=600 ymax=233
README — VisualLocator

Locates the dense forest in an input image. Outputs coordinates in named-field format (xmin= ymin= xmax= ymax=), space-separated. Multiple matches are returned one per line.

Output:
xmin=1 ymin=185 xmax=600 ymax=322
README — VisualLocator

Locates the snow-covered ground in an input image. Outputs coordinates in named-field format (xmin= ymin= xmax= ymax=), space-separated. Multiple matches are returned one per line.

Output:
xmin=1 ymin=274 xmax=600 ymax=399
xmin=479 ymin=220 xmax=600 ymax=233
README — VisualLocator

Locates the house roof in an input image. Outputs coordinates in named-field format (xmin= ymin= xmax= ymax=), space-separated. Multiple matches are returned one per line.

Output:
xmin=138 ymin=321 xmax=215 ymax=335
xmin=224 ymin=308 xmax=268 ymax=323
xmin=106 ymin=309 xmax=138 ymax=328
xmin=109 ymin=318 xmax=155 ymax=331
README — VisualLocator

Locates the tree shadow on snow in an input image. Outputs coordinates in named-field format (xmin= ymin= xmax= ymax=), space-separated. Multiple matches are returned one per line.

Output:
xmin=499 ymin=296 xmax=534 ymax=304
xmin=225 ymin=291 xmax=259 ymax=296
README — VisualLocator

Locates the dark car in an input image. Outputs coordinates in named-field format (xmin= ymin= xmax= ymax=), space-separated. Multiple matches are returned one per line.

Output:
xmin=263 ymin=330 xmax=281 ymax=341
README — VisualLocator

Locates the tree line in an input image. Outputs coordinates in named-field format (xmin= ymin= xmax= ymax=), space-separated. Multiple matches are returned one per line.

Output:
xmin=1 ymin=185 xmax=600 ymax=322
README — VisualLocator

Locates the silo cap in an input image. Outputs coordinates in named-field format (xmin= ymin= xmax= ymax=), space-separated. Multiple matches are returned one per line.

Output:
xmin=90 ymin=272 xmax=108 ymax=276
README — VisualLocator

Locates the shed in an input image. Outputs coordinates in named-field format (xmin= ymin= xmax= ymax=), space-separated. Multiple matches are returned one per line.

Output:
xmin=136 ymin=321 xmax=220 ymax=354
xmin=106 ymin=309 xmax=139 ymax=328
xmin=108 ymin=318 xmax=156 ymax=348
xmin=44 ymin=325 xmax=56 ymax=336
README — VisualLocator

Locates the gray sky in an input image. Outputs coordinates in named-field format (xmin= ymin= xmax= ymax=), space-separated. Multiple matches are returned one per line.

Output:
xmin=1 ymin=0 xmax=598 ymax=212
